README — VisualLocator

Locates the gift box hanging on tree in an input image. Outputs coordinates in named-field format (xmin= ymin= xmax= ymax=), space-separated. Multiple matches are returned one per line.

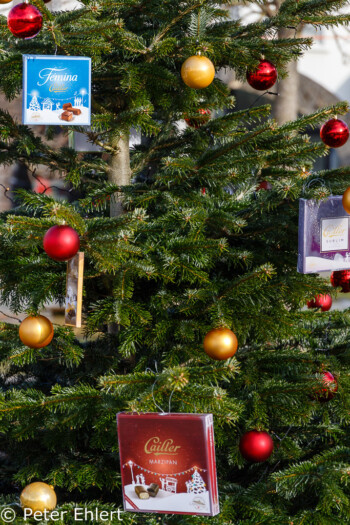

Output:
xmin=22 ymin=55 xmax=91 ymax=126
xmin=117 ymin=412 xmax=219 ymax=516
xmin=298 ymin=196 xmax=350 ymax=273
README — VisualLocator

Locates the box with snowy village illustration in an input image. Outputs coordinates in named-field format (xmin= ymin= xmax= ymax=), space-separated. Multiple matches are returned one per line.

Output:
xmin=22 ymin=55 xmax=91 ymax=126
xmin=298 ymin=196 xmax=350 ymax=273
xmin=117 ymin=412 xmax=220 ymax=516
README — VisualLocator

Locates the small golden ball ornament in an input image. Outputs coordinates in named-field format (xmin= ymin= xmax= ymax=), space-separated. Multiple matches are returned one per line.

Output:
xmin=19 ymin=315 xmax=54 ymax=349
xmin=20 ymin=482 xmax=57 ymax=514
xmin=203 ymin=327 xmax=238 ymax=360
xmin=181 ymin=55 xmax=215 ymax=89
xmin=342 ymin=186 xmax=350 ymax=214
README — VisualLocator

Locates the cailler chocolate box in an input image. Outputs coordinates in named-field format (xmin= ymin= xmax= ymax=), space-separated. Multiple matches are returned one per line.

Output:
xmin=117 ymin=412 xmax=219 ymax=516
xmin=298 ymin=196 xmax=350 ymax=273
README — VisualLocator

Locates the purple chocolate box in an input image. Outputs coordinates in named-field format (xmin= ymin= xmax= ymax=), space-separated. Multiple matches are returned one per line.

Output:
xmin=298 ymin=196 xmax=350 ymax=273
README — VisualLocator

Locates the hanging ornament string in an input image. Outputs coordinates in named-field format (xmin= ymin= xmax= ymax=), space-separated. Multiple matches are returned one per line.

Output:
xmin=302 ymin=176 xmax=332 ymax=196
xmin=0 ymin=310 xmax=21 ymax=322
xmin=168 ymin=387 xmax=175 ymax=414
xmin=145 ymin=362 xmax=165 ymax=413
xmin=122 ymin=462 xmax=206 ymax=477
xmin=29 ymin=167 xmax=74 ymax=197
xmin=145 ymin=362 xmax=177 ymax=414
xmin=0 ymin=184 xmax=14 ymax=204
xmin=247 ymin=89 xmax=279 ymax=112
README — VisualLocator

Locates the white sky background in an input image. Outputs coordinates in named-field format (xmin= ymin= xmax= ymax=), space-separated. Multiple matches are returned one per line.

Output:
xmin=229 ymin=5 xmax=350 ymax=102
xmin=298 ymin=23 xmax=350 ymax=101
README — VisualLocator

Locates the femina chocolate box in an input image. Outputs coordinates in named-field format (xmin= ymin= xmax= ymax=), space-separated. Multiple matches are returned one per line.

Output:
xmin=117 ymin=412 xmax=219 ymax=516
xmin=298 ymin=196 xmax=350 ymax=273
xmin=22 ymin=55 xmax=91 ymax=126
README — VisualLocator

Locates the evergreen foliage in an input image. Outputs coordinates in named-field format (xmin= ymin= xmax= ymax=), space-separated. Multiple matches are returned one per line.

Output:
xmin=0 ymin=0 xmax=350 ymax=523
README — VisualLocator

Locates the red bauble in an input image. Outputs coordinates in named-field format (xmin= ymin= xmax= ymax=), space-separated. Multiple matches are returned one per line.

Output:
xmin=331 ymin=270 xmax=350 ymax=293
xmin=43 ymin=225 xmax=80 ymax=262
xmin=256 ymin=180 xmax=272 ymax=191
xmin=307 ymin=298 xmax=316 ymax=309
xmin=185 ymin=109 xmax=211 ymax=128
xmin=308 ymin=294 xmax=332 ymax=311
xmin=8 ymin=3 xmax=43 ymax=39
xmin=246 ymin=60 xmax=277 ymax=91
xmin=320 ymin=119 xmax=349 ymax=148
xmin=239 ymin=430 xmax=274 ymax=463
xmin=313 ymin=371 xmax=338 ymax=402
xmin=314 ymin=294 xmax=332 ymax=312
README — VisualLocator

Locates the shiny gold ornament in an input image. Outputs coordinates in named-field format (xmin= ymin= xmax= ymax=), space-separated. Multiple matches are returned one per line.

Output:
xmin=20 ymin=482 xmax=57 ymax=514
xmin=181 ymin=56 xmax=215 ymax=89
xmin=343 ymin=186 xmax=350 ymax=214
xmin=0 ymin=0 xmax=13 ymax=4
xmin=203 ymin=327 xmax=238 ymax=360
xmin=19 ymin=315 xmax=54 ymax=349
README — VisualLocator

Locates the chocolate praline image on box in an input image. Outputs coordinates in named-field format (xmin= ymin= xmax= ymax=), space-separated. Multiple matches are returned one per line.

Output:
xmin=134 ymin=485 xmax=149 ymax=499
xmin=117 ymin=412 xmax=219 ymax=516
xmin=60 ymin=111 xmax=73 ymax=122
xmin=147 ymin=483 xmax=159 ymax=497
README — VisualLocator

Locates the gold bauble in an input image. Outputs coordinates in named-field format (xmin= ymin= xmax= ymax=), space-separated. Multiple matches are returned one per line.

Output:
xmin=19 ymin=315 xmax=54 ymax=349
xmin=343 ymin=186 xmax=350 ymax=214
xmin=181 ymin=56 xmax=215 ymax=89
xmin=20 ymin=482 xmax=57 ymax=514
xmin=0 ymin=0 xmax=12 ymax=4
xmin=203 ymin=327 xmax=238 ymax=360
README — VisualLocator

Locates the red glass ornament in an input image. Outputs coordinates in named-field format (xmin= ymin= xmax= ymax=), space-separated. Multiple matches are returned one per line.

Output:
xmin=185 ymin=109 xmax=211 ymax=128
xmin=239 ymin=430 xmax=274 ymax=462
xmin=34 ymin=176 xmax=52 ymax=195
xmin=256 ymin=180 xmax=272 ymax=191
xmin=307 ymin=298 xmax=316 ymax=309
xmin=8 ymin=3 xmax=43 ymax=39
xmin=43 ymin=225 xmax=80 ymax=262
xmin=313 ymin=371 xmax=338 ymax=402
xmin=320 ymin=119 xmax=349 ymax=148
xmin=314 ymin=294 xmax=332 ymax=312
xmin=201 ymin=187 xmax=206 ymax=195
xmin=331 ymin=270 xmax=350 ymax=293
xmin=246 ymin=60 xmax=277 ymax=91
xmin=307 ymin=294 xmax=332 ymax=311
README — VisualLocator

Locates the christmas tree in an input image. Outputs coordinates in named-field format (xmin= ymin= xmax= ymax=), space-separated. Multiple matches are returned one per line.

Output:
xmin=28 ymin=94 xmax=40 ymax=112
xmin=1 ymin=0 xmax=350 ymax=523
xmin=188 ymin=468 xmax=206 ymax=494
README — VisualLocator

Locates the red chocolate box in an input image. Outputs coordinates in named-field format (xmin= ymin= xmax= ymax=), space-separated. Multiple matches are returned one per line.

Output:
xmin=117 ymin=412 xmax=219 ymax=516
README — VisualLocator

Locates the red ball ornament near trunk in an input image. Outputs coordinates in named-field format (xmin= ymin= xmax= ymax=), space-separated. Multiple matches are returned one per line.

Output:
xmin=314 ymin=294 xmax=332 ymax=311
xmin=185 ymin=108 xmax=211 ymax=128
xmin=246 ymin=60 xmax=277 ymax=91
xmin=239 ymin=430 xmax=274 ymax=462
xmin=43 ymin=225 xmax=80 ymax=262
xmin=8 ymin=3 xmax=43 ymax=39
xmin=331 ymin=270 xmax=350 ymax=293
xmin=307 ymin=298 xmax=316 ymax=309
xmin=308 ymin=294 xmax=332 ymax=312
xmin=313 ymin=371 xmax=338 ymax=402
xmin=320 ymin=118 xmax=349 ymax=148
